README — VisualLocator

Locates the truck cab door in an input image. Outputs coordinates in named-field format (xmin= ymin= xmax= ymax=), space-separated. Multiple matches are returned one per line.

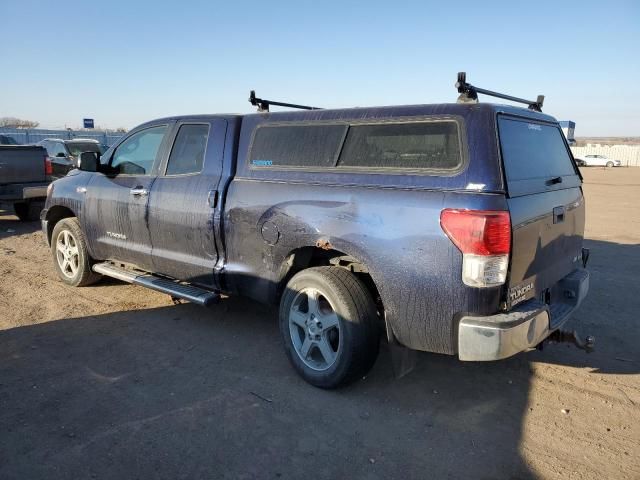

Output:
xmin=82 ymin=124 xmax=171 ymax=270
xmin=146 ymin=119 xmax=227 ymax=286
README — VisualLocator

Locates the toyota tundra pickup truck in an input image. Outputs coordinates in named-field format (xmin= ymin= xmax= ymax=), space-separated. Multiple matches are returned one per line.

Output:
xmin=41 ymin=74 xmax=591 ymax=388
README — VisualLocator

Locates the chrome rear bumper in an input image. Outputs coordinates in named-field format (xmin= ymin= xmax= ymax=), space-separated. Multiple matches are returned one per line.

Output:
xmin=23 ymin=185 xmax=48 ymax=199
xmin=458 ymin=268 xmax=589 ymax=361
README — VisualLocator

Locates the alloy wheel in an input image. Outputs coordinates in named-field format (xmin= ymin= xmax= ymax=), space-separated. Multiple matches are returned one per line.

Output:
xmin=288 ymin=287 xmax=341 ymax=371
xmin=55 ymin=230 xmax=80 ymax=279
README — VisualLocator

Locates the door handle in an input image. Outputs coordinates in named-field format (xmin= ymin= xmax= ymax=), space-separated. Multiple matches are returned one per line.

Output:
xmin=130 ymin=187 xmax=149 ymax=197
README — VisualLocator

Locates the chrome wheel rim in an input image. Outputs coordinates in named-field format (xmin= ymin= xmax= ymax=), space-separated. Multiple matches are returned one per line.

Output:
xmin=55 ymin=230 xmax=80 ymax=279
xmin=288 ymin=287 xmax=341 ymax=371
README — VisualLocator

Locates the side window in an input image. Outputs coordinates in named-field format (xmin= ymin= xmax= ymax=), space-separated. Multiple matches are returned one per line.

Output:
xmin=51 ymin=142 xmax=67 ymax=157
xmin=111 ymin=126 xmax=167 ymax=175
xmin=338 ymin=121 xmax=462 ymax=171
xmin=249 ymin=124 xmax=347 ymax=168
xmin=165 ymin=124 xmax=210 ymax=175
xmin=247 ymin=120 xmax=463 ymax=172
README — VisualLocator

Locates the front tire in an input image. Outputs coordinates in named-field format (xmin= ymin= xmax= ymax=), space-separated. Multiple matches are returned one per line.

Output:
xmin=51 ymin=218 xmax=101 ymax=287
xmin=606 ymin=161 xmax=614 ymax=168
xmin=280 ymin=267 xmax=380 ymax=388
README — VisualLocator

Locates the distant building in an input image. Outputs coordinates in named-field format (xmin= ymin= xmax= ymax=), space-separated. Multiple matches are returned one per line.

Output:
xmin=559 ymin=121 xmax=576 ymax=145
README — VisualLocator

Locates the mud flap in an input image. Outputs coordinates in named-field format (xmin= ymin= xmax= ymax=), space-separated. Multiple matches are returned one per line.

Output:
xmin=385 ymin=315 xmax=417 ymax=379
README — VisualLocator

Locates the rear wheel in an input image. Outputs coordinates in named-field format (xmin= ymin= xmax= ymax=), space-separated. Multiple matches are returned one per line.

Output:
xmin=13 ymin=201 xmax=41 ymax=221
xmin=606 ymin=161 xmax=614 ymax=168
xmin=51 ymin=218 xmax=101 ymax=287
xmin=280 ymin=266 xmax=380 ymax=388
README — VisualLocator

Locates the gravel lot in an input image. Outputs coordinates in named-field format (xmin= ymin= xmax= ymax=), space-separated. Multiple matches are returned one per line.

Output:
xmin=0 ymin=168 xmax=638 ymax=479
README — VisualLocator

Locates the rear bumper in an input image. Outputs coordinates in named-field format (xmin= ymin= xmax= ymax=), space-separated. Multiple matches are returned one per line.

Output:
xmin=458 ymin=268 xmax=589 ymax=361
xmin=23 ymin=185 xmax=48 ymax=199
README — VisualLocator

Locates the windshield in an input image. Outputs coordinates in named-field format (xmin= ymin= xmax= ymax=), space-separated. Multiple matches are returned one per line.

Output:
xmin=498 ymin=117 xmax=577 ymax=182
xmin=65 ymin=142 xmax=101 ymax=156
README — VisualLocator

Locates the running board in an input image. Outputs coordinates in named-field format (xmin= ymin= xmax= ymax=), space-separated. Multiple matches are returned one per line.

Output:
xmin=92 ymin=262 xmax=219 ymax=306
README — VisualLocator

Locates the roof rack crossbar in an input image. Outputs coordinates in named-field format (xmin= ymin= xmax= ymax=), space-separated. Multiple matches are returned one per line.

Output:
xmin=455 ymin=72 xmax=544 ymax=112
xmin=249 ymin=90 xmax=321 ymax=112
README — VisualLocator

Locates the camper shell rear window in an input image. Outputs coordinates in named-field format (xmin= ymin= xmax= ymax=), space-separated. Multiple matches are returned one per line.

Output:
xmin=498 ymin=115 xmax=581 ymax=196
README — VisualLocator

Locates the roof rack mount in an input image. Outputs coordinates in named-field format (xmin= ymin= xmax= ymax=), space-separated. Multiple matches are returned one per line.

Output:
xmin=249 ymin=90 xmax=321 ymax=113
xmin=455 ymin=72 xmax=544 ymax=112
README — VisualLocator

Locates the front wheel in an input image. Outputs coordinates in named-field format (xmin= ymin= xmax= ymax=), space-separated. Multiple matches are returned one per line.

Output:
xmin=606 ymin=161 xmax=614 ymax=168
xmin=280 ymin=267 xmax=380 ymax=388
xmin=51 ymin=218 xmax=101 ymax=287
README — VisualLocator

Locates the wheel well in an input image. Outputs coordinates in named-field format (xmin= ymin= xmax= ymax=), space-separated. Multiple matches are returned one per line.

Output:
xmin=278 ymin=247 xmax=383 ymax=320
xmin=45 ymin=206 xmax=75 ymax=243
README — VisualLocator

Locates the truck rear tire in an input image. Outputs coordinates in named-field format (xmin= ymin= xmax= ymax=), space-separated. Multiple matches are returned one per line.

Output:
xmin=280 ymin=266 xmax=380 ymax=388
xmin=51 ymin=217 xmax=101 ymax=287
xmin=13 ymin=201 xmax=41 ymax=222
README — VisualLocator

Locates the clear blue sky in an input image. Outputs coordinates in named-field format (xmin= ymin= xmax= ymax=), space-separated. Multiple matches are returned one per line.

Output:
xmin=2 ymin=0 xmax=638 ymax=136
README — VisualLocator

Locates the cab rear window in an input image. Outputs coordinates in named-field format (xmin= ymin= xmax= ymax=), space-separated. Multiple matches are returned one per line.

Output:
xmin=498 ymin=117 xmax=577 ymax=182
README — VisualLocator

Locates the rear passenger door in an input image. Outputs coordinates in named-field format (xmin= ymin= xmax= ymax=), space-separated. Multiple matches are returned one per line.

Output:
xmin=147 ymin=119 xmax=227 ymax=285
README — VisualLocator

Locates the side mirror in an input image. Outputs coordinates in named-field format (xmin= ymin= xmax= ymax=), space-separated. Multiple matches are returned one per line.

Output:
xmin=77 ymin=151 xmax=98 ymax=172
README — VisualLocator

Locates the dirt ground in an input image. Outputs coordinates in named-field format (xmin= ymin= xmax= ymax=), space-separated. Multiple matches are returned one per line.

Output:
xmin=0 ymin=167 xmax=638 ymax=479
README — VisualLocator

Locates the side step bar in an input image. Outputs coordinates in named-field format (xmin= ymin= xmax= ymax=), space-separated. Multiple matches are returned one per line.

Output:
xmin=92 ymin=262 xmax=219 ymax=306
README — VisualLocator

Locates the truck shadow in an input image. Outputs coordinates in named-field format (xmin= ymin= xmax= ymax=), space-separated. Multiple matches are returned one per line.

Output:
xmin=0 ymin=303 xmax=539 ymax=479
xmin=0 ymin=210 xmax=42 ymax=238
xmin=0 ymin=238 xmax=637 ymax=479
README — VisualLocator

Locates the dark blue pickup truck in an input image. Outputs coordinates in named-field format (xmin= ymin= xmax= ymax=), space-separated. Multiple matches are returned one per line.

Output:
xmin=41 ymin=76 xmax=591 ymax=387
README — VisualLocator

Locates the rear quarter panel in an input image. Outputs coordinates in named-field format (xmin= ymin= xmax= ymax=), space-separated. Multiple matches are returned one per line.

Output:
xmin=224 ymin=181 xmax=508 ymax=354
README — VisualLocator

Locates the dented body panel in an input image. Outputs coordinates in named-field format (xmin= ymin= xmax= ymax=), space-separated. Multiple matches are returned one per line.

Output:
xmin=223 ymin=180 xmax=508 ymax=353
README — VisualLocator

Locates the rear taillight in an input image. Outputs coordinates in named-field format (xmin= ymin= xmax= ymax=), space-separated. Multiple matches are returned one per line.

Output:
xmin=44 ymin=155 xmax=53 ymax=176
xmin=440 ymin=209 xmax=511 ymax=287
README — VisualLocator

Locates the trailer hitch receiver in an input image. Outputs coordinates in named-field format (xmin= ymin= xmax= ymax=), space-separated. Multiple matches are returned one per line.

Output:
xmin=547 ymin=329 xmax=595 ymax=353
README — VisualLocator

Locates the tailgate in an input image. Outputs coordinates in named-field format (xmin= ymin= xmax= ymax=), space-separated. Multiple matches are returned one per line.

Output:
xmin=0 ymin=146 xmax=47 ymax=184
xmin=498 ymin=115 xmax=585 ymax=307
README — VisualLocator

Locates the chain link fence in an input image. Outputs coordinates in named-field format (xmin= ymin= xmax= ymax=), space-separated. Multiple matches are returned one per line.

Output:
xmin=0 ymin=127 xmax=125 ymax=146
